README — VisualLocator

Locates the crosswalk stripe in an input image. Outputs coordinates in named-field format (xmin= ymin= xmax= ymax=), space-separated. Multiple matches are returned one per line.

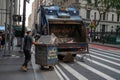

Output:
xmin=90 ymin=51 xmax=120 ymax=61
xmin=87 ymin=54 xmax=120 ymax=66
xmin=109 ymin=50 xmax=120 ymax=54
xmin=90 ymin=49 xmax=120 ymax=58
xmin=55 ymin=65 xmax=70 ymax=80
xmin=54 ymin=66 xmax=64 ymax=80
xmin=76 ymin=60 xmax=116 ymax=80
xmin=60 ymin=63 xmax=88 ymax=80
xmin=77 ymin=55 xmax=120 ymax=74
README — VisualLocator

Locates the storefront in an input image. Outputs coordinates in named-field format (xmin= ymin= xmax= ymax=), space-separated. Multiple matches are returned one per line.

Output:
xmin=0 ymin=26 xmax=5 ymax=32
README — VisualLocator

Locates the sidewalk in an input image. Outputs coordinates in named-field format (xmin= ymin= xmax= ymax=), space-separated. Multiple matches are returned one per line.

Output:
xmin=90 ymin=42 xmax=120 ymax=49
xmin=0 ymin=36 xmax=37 ymax=80
xmin=0 ymin=48 xmax=36 ymax=80
xmin=0 ymin=38 xmax=60 ymax=80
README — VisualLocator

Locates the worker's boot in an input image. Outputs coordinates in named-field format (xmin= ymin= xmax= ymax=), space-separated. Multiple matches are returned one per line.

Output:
xmin=21 ymin=66 xmax=28 ymax=72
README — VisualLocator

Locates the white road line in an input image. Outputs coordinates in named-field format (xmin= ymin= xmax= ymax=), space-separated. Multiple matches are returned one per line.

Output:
xmin=110 ymin=50 xmax=120 ymax=53
xmin=55 ymin=65 xmax=70 ymax=80
xmin=87 ymin=54 xmax=120 ymax=67
xmin=60 ymin=63 xmax=88 ymax=80
xmin=76 ymin=60 xmax=116 ymax=80
xmin=77 ymin=55 xmax=120 ymax=74
xmin=90 ymin=51 xmax=120 ymax=61
xmin=31 ymin=53 xmax=39 ymax=80
xmin=54 ymin=66 xmax=64 ymax=80
xmin=90 ymin=49 xmax=120 ymax=58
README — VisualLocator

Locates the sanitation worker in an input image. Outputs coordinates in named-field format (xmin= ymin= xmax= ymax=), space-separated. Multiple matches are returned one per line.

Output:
xmin=21 ymin=28 xmax=38 ymax=72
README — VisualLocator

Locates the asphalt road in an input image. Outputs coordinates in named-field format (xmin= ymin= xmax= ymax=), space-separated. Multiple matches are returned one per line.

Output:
xmin=0 ymin=38 xmax=120 ymax=80
xmin=55 ymin=47 xmax=120 ymax=80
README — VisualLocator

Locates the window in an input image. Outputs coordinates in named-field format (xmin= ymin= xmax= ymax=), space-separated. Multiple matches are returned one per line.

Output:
xmin=102 ymin=24 xmax=105 ymax=33
xmin=94 ymin=12 xmax=96 ymax=20
xmin=75 ymin=0 xmax=79 ymax=2
xmin=117 ymin=14 xmax=120 ymax=22
xmin=103 ymin=13 xmax=105 ymax=20
xmin=87 ymin=0 xmax=91 ymax=3
xmin=112 ymin=14 xmax=114 ymax=21
xmin=106 ymin=13 xmax=108 ymax=21
xmin=86 ymin=10 xmax=90 ymax=19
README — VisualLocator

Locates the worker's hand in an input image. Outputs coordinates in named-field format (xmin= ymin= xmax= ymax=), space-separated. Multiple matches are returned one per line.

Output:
xmin=32 ymin=41 xmax=39 ymax=45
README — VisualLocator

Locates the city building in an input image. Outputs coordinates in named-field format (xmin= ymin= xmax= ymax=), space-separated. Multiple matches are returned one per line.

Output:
xmin=30 ymin=0 xmax=120 ymax=43
xmin=28 ymin=1 xmax=35 ymax=29
xmin=28 ymin=14 xmax=32 ymax=29
xmin=52 ymin=0 xmax=120 ymax=42
xmin=0 ymin=0 xmax=20 ymax=31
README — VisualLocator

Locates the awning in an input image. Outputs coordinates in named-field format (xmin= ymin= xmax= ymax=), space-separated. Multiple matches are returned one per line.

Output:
xmin=0 ymin=26 xmax=5 ymax=31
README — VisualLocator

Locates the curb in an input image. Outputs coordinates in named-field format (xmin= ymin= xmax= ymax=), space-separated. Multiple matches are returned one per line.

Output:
xmin=89 ymin=42 xmax=120 ymax=49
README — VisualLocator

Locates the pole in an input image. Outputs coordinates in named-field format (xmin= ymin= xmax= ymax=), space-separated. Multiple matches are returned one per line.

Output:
xmin=22 ymin=0 xmax=26 ymax=37
xmin=90 ymin=27 xmax=92 ymax=42
xmin=3 ymin=0 xmax=8 ymax=56
xmin=19 ymin=0 xmax=20 ymax=17
xmin=8 ymin=0 xmax=13 ymax=55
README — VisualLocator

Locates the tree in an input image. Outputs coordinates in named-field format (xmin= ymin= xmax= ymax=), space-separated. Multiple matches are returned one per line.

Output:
xmin=86 ymin=0 xmax=120 ymax=27
xmin=86 ymin=0 xmax=120 ymax=42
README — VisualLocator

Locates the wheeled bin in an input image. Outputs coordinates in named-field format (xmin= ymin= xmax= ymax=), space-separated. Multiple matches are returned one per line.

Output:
xmin=35 ymin=44 xmax=58 ymax=70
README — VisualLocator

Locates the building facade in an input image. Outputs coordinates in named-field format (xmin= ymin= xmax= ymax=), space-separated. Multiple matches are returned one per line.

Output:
xmin=0 ymin=0 xmax=20 ymax=29
xmin=51 ymin=0 xmax=120 ymax=42
xmin=28 ymin=1 xmax=35 ymax=29
xmin=30 ymin=0 xmax=120 ymax=43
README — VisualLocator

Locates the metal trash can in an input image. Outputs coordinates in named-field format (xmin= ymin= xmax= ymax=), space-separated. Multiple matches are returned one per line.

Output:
xmin=35 ymin=44 xmax=58 ymax=66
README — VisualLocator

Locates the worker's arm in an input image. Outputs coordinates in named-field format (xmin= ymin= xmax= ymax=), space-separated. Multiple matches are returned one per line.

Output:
xmin=32 ymin=41 xmax=38 ymax=45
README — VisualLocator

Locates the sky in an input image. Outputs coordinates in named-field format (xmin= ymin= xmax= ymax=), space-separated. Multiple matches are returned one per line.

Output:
xmin=20 ymin=0 xmax=34 ymax=26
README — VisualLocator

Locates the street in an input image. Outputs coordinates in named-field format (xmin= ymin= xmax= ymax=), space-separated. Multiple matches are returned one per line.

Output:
xmin=1 ymin=0 xmax=120 ymax=80
xmin=0 ymin=42 xmax=120 ymax=80
xmin=54 ymin=45 xmax=120 ymax=80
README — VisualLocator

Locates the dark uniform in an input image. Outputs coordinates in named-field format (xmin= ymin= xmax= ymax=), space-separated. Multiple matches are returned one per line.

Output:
xmin=21 ymin=33 xmax=33 ymax=71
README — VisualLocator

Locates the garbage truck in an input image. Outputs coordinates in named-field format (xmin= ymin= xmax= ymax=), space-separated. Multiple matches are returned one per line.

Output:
xmin=35 ymin=5 xmax=89 ymax=62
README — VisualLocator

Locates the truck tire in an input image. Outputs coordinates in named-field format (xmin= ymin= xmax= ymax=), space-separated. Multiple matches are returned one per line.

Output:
xmin=58 ymin=54 xmax=64 ymax=60
xmin=72 ymin=54 xmax=76 ymax=57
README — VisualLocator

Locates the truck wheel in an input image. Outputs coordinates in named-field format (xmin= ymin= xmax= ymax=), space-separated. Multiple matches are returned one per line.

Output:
xmin=58 ymin=55 xmax=64 ymax=60
xmin=72 ymin=54 xmax=76 ymax=57
xmin=40 ymin=66 xmax=44 ymax=70
xmin=49 ymin=66 xmax=54 ymax=70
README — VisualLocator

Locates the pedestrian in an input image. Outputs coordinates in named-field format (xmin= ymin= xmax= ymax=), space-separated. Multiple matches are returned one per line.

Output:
xmin=21 ymin=28 xmax=38 ymax=72
xmin=0 ymin=33 xmax=2 ymax=48
xmin=1 ymin=33 xmax=5 ymax=48
xmin=102 ymin=34 xmax=105 ymax=44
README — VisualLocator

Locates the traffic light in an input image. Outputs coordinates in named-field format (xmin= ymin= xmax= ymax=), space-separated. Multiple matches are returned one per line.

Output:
xmin=89 ymin=20 xmax=95 ymax=28
xmin=91 ymin=20 xmax=95 ymax=26
xmin=13 ymin=15 xmax=21 ymax=22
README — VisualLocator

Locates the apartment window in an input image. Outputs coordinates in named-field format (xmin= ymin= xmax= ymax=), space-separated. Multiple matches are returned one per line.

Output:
xmin=75 ymin=0 xmax=79 ymax=2
xmin=87 ymin=0 xmax=91 ymax=3
xmin=102 ymin=24 xmax=105 ymax=33
xmin=112 ymin=14 xmax=114 ymax=21
xmin=94 ymin=12 xmax=96 ymax=20
xmin=86 ymin=10 xmax=90 ymax=19
xmin=117 ymin=14 xmax=120 ymax=22
xmin=106 ymin=26 xmax=108 ymax=32
xmin=106 ymin=13 xmax=108 ymax=21
xmin=103 ymin=13 xmax=105 ymax=20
